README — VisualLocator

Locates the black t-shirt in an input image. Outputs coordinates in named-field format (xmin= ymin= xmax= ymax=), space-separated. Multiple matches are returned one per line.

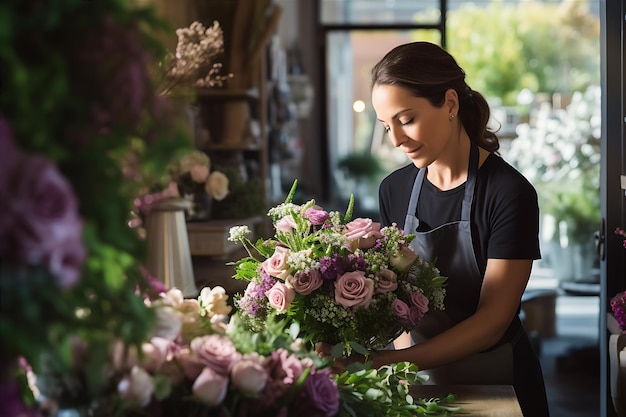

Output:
xmin=378 ymin=153 xmax=541 ymax=274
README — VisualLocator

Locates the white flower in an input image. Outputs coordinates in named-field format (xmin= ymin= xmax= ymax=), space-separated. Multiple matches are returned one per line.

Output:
xmin=153 ymin=305 xmax=183 ymax=340
xmin=198 ymin=286 xmax=232 ymax=317
xmin=205 ymin=170 xmax=229 ymax=200
xmin=117 ymin=366 xmax=154 ymax=407
xmin=229 ymin=225 xmax=251 ymax=242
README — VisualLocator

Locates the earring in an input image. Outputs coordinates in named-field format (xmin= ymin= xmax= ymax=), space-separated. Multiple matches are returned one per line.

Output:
xmin=449 ymin=114 xmax=456 ymax=120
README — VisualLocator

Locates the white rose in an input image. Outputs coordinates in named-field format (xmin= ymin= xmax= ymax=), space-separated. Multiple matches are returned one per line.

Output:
xmin=192 ymin=367 xmax=229 ymax=406
xmin=230 ymin=357 xmax=267 ymax=396
xmin=117 ymin=366 xmax=154 ymax=407
xmin=153 ymin=305 xmax=183 ymax=340
xmin=205 ymin=171 xmax=229 ymax=200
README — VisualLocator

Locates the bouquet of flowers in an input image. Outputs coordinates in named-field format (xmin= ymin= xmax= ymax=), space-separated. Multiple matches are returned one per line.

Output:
xmin=169 ymin=149 xmax=229 ymax=200
xmin=40 ymin=284 xmax=342 ymax=417
xmin=229 ymin=181 xmax=447 ymax=352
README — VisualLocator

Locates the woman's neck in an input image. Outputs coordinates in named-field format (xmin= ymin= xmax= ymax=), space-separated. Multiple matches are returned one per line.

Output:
xmin=427 ymin=133 xmax=489 ymax=191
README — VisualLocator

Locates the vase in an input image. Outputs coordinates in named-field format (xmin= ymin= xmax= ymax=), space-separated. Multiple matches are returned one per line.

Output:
xmin=145 ymin=197 xmax=198 ymax=297
xmin=183 ymin=192 xmax=213 ymax=222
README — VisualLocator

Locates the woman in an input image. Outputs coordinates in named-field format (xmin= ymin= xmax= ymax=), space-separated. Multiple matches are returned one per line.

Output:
xmin=369 ymin=42 xmax=548 ymax=416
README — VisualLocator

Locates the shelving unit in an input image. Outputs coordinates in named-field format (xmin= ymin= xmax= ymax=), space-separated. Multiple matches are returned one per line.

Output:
xmin=186 ymin=51 xmax=274 ymax=256
xmin=193 ymin=58 xmax=271 ymax=206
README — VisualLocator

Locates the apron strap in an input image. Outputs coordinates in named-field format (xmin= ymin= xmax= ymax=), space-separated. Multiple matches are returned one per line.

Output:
xmin=405 ymin=141 xmax=480 ymax=227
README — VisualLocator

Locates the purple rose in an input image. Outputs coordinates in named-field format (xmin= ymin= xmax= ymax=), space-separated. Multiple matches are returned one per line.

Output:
xmin=190 ymin=334 xmax=241 ymax=375
xmin=289 ymin=269 xmax=323 ymax=295
xmin=391 ymin=299 xmax=411 ymax=325
xmin=408 ymin=305 xmax=425 ymax=326
xmin=297 ymin=369 xmax=340 ymax=417
xmin=43 ymin=232 xmax=87 ymax=288
xmin=0 ymin=154 xmax=85 ymax=288
xmin=409 ymin=291 xmax=429 ymax=315
xmin=304 ymin=206 xmax=329 ymax=225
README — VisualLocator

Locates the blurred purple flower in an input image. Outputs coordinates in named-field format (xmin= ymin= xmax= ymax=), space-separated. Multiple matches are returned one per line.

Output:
xmin=610 ymin=291 xmax=626 ymax=332
xmin=0 ymin=154 xmax=85 ymax=288
xmin=297 ymin=369 xmax=340 ymax=417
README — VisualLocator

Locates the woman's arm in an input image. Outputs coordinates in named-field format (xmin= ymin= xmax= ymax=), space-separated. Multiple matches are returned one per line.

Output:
xmin=373 ymin=258 xmax=532 ymax=369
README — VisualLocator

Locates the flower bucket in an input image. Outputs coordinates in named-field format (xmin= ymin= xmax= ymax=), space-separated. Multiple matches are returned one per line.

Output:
xmin=145 ymin=197 xmax=198 ymax=297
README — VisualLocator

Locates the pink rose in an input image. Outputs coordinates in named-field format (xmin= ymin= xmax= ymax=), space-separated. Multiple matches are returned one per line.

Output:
xmin=289 ymin=269 xmax=323 ymax=295
xmin=231 ymin=356 xmax=268 ymax=395
xmin=189 ymin=164 xmax=209 ymax=183
xmin=262 ymin=246 xmax=291 ymax=280
xmin=375 ymin=269 xmax=398 ymax=294
xmin=334 ymin=271 xmax=374 ymax=309
xmin=304 ymin=206 xmax=329 ymax=225
xmin=190 ymin=334 xmax=241 ymax=375
xmin=268 ymin=348 xmax=306 ymax=384
xmin=391 ymin=299 xmax=411 ymax=324
xmin=139 ymin=337 xmax=172 ymax=372
xmin=192 ymin=367 xmax=228 ymax=407
xmin=266 ymin=282 xmax=296 ymax=313
xmin=409 ymin=291 xmax=429 ymax=315
xmin=390 ymin=245 xmax=419 ymax=272
xmin=343 ymin=218 xmax=383 ymax=250
xmin=275 ymin=215 xmax=297 ymax=232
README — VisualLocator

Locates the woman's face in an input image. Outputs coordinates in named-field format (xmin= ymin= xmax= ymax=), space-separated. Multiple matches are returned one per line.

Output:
xmin=372 ymin=84 xmax=454 ymax=168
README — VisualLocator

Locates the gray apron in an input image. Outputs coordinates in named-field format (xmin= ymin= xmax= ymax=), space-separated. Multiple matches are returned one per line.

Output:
xmin=403 ymin=143 xmax=517 ymax=385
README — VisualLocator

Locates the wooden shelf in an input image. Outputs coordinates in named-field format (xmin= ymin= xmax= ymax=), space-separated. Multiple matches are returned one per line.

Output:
xmin=195 ymin=87 xmax=259 ymax=100
xmin=202 ymin=140 xmax=261 ymax=151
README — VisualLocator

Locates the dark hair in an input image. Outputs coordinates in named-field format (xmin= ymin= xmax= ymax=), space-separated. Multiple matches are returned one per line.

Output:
xmin=371 ymin=42 xmax=499 ymax=152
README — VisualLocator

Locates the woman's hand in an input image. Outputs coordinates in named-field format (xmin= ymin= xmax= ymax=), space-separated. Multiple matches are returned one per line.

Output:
xmin=315 ymin=342 xmax=369 ymax=374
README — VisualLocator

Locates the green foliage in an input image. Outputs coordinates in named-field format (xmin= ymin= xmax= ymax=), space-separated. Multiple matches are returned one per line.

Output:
xmin=414 ymin=0 xmax=599 ymax=105
xmin=0 ymin=0 xmax=192 ymax=407
xmin=335 ymin=362 xmax=461 ymax=416
xmin=338 ymin=152 xmax=385 ymax=181
xmin=210 ymin=168 xmax=267 ymax=219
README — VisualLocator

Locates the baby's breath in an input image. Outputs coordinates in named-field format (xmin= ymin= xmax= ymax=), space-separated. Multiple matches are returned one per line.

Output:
xmin=268 ymin=202 xmax=300 ymax=219
xmin=288 ymin=250 xmax=319 ymax=271
xmin=228 ymin=225 xmax=251 ymax=242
